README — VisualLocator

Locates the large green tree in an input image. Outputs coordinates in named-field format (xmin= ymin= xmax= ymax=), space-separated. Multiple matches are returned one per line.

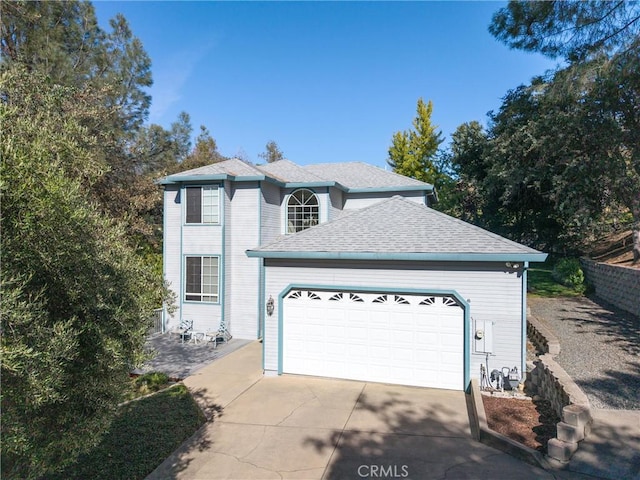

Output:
xmin=387 ymin=98 xmax=444 ymax=185
xmin=0 ymin=66 xmax=161 ymax=479
xmin=490 ymin=1 xmax=640 ymax=61
xmin=1 ymin=0 xmax=156 ymax=242
xmin=488 ymin=0 xmax=640 ymax=260
xmin=445 ymin=121 xmax=490 ymax=224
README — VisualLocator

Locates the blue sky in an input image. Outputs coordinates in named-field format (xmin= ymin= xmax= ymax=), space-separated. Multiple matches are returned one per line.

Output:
xmin=93 ymin=1 xmax=558 ymax=167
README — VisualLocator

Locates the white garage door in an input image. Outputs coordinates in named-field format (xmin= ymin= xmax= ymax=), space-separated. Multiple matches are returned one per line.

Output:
xmin=283 ymin=289 xmax=464 ymax=390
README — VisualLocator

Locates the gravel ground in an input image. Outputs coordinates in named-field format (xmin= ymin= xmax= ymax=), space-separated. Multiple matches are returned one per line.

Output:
xmin=528 ymin=295 xmax=640 ymax=410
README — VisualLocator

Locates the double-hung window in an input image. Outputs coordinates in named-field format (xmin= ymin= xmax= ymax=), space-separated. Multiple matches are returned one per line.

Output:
xmin=186 ymin=186 xmax=219 ymax=224
xmin=185 ymin=256 xmax=219 ymax=302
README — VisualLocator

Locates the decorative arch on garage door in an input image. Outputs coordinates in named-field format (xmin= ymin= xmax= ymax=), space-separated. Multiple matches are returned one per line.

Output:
xmin=277 ymin=285 xmax=470 ymax=391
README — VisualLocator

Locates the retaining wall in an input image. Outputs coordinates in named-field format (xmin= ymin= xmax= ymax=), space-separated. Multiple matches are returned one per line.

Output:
xmin=580 ymin=258 xmax=640 ymax=318
xmin=527 ymin=315 xmax=593 ymax=463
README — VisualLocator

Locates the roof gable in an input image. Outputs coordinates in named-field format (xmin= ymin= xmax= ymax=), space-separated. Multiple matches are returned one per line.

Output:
xmin=247 ymin=196 xmax=546 ymax=262
xmin=166 ymin=158 xmax=262 ymax=179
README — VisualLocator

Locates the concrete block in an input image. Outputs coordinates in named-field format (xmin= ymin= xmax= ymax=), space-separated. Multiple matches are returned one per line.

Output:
xmin=557 ymin=421 xmax=585 ymax=443
xmin=547 ymin=342 xmax=560 ymax=355
xmin=562 ymin=404 xmax=591 ymax=429
xmin=547 ymin=438 xmax=578 ymax=463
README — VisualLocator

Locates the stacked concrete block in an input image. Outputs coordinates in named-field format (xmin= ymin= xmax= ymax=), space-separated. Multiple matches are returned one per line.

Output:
xmin=581 ymin=259 xmax=640 ymax=318
xmin=547 ymin=404 xmax=592 ymax=463
xmin=526 ymin=355 xmax=592 ymax=463
xmin=527 ymin=314 xmax=561 ymax=355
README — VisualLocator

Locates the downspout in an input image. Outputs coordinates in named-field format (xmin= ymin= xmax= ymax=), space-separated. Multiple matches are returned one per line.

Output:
xmin=257 ymin=184 xmax=265 ymax=340
xmin=521 ymin=261 xmax=529 ymax=379
xmin=179 ymin=186 xmax=184 ymax=325
xmin=220 ymin=181 xmax=226 ymax=331
xmin=162 ymin=186 xmax=168 ymax=332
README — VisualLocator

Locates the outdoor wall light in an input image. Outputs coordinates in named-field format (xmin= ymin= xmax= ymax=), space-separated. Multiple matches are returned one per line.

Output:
xmin=505 ymin=262 xmax=520 ymax=269
xmin=266 ymin=295 xmax=274 ymax=317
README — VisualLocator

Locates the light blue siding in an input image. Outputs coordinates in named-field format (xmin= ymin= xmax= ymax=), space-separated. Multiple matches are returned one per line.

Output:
xmin=262 ymin=259 xmax=524 ymax=388
xmin=225 ymin=182 xmax=261 ymax=339
xmin=260 ymin=181 xmax=281 ymax=244
xmin=343 ymin=190 xmax=425 ymax=210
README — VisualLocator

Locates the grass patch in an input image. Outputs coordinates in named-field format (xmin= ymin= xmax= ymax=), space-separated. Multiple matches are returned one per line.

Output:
xmin=125 ymin=371 xmax=172 ymax=401
xmin=49 ymin=384 xmax=205 ymax=480
xmin=528 ymin=266 xmax=583 ymax=297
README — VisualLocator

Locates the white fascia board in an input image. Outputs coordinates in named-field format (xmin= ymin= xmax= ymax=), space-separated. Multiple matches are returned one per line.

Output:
xmin=246 ymin=250 xmax=548 ymax=263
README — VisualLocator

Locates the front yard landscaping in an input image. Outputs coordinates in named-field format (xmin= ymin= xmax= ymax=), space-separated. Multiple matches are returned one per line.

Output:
xmin=482 ymin=394 xmax=559 ymax=453
xmin=49 ymin=384 xmax=205 ymax=480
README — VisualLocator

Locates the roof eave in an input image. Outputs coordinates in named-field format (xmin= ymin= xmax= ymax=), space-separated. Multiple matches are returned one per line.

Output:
xmin=345 ymin=185 xmax=434 ymax=194
xmin=282 ymin=181 xmax=337 ymax=189
xmin=157 ymin=174 xmax=268 ymax=185
xmin=246 ymin=250 xmax=548 ymax=262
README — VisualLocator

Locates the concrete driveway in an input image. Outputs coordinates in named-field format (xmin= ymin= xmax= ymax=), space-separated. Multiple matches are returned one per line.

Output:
xmin=147 ymin=342 xmax=588 ymax=480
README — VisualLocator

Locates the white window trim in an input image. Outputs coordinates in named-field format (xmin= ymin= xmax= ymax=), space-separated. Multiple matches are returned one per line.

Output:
xmin=184 ymin=185 xmax=220 ymax=225
xmin=285 ymin=188 xmax=319 ymax=234
xmin=184 ymin=255 xmax=220 ymax=303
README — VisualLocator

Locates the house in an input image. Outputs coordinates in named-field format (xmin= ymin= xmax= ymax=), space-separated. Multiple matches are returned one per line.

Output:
xmin=159 ymin=158 xmax=547 ymax=391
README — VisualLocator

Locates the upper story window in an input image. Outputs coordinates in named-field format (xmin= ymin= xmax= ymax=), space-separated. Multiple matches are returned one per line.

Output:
xmin=185 ymin=186 xmax=219 ymax=224
xmin=287 ymin=189 xmax=318 ymax=233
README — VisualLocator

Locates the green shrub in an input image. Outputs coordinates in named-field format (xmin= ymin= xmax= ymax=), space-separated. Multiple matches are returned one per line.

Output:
xmin=552 ymin=258 xmax=585 ymax=292
xmin=129 ymin=372 xmax=171 ymax=399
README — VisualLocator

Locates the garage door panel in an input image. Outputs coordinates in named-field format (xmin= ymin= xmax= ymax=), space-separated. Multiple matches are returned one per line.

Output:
xmin=283 ymin=289 xmax=464 ymax=390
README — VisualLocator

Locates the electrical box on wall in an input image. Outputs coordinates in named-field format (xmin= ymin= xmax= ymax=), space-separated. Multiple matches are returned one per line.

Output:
xmin=474 ymin=319 xmax=494 ymax=353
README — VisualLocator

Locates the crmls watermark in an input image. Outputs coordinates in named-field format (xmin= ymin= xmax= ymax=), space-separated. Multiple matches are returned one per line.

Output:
xmin=357 ymin=464 xmax=409 ymax=478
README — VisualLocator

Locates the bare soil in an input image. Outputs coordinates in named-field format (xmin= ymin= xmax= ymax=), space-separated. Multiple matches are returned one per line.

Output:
xmin=588 ymin=229 xmax=638 ymax=268
xmin=482 ymin=395 xmax=559 ymax=453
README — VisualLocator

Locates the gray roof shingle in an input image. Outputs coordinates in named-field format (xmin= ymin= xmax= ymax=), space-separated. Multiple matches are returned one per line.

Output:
xmin=255 ymin=159 xmax=327 ymax=183
xmin=162 ymin=158 xmax=263 ymax=179
xmin=160 ymin=159 xmax=433 ymax=192
xmin=248 ymin=196 xmax=545 ymax=261
xmin=304 ymin=162 xmax=429 ymax=189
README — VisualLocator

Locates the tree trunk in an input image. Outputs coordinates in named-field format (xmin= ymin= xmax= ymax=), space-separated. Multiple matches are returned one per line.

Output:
xmin=633 ymin=196 xmax=640 ymax=264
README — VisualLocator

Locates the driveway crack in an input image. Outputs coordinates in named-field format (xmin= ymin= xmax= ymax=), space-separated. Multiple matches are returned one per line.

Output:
xmin=276 ymin=384 xmax=319 ymax=426
xmin=211 ymin=448 xmax=284 ymax=479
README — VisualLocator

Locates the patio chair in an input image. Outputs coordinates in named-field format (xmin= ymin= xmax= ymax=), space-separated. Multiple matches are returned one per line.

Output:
xmin=174 ymin=319 xmax=193 ymax=344
xmin=205 ymin=318 xmax=232 ymax=349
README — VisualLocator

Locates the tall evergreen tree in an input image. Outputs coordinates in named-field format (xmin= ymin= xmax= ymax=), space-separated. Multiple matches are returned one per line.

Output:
xmin=2 ymin=0 xmax=155 ymax=242
xmin=387 ymin=98 xmax=444 ymax=185
xmin=259 ymin=140 xmax=285 ymax=163
xmin=490 ymin=1 xmax=640 ymax=61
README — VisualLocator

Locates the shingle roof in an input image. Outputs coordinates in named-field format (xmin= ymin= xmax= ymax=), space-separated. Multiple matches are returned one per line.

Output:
xmin=162 ymin=157 xmax=263 ymax=180
xmin=160 ymin=158 xmax=433 ymax=192
xmin=304 ymin=162 xmax=429 ymax=189
xmin=248 ymin=196 xmax=546 ymax=261
xmin=255 ymin=159 xmax=328 ymax=183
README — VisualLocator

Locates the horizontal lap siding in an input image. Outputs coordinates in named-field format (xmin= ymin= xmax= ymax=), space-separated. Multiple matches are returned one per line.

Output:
xmin=260 ymin=181 xmax=281 ymax=244
xmin=329 ymin=187 xmax=343 ymax=220
xmin=164 ymin=186 xmax=182 ymax=330
xmin=227 ymin=183 xmax=260 ymax=339
xmin=164 ymin=185 xmax=224 ymax=333
xmin=180 ymin=303 xmax=222 ymax=333
xmin=343 ymin=191 xmax=425 ymax=210
xmin=263 ymin=260 xmax=523 ymax=383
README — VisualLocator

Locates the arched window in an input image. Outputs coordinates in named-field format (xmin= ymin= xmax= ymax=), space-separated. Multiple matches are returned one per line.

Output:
xmin=287 ymin=189 xmax=319 ymax=233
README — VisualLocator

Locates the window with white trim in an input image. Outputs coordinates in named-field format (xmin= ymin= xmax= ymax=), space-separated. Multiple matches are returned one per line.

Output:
xmin=185 ymin=186 xmax=220 ymax=224
xmin=185 ymin=256 xmax=219 ymax=302
xmin=287 ymin=189 xmax=318 ymax=233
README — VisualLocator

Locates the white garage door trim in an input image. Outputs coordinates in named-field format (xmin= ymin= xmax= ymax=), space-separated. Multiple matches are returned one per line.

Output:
xmin=277 ymin=285 xmax=470 ymax=390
